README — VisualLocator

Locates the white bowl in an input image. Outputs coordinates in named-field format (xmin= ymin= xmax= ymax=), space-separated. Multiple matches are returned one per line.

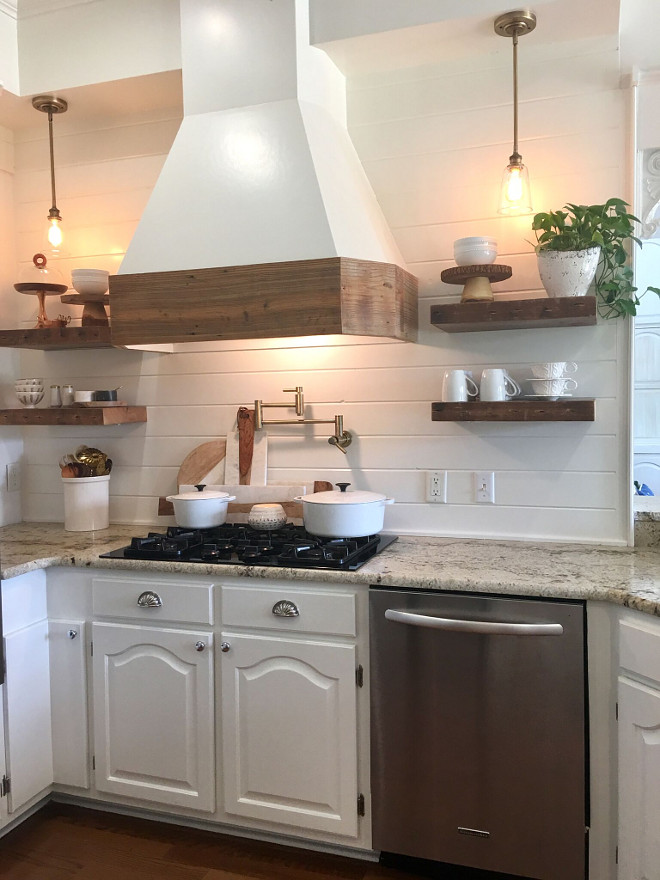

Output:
xmin=454 ymin=236 xmax=498 ymax=266
xmin=248 ymin=503 xmax=288 ymax=530
xmin=72 ymin=278 xmax=109 ymax=296
xmin=74 ymin=390 xmax=94 ymax=403
xmin=71 ymin=268 xmax=109 ymax=279
xmin=16 ymin=389 xmax=44 ymax=407
xmin=16 ymin=377 xmax=43 ymax=386
xmin=15 ymin=385 xmax=44 ymax=394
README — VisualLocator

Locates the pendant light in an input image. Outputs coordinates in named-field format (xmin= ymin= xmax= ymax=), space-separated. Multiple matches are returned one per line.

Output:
xmin=32 ymin=95 xmax=68 ymax=253
xmin=494 ymin=10 xmax=536 ymax=215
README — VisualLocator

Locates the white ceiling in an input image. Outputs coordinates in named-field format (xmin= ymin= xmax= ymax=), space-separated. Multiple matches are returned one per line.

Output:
xmin=0 ymin=69 xmax=182 ymax=132
xmin=314 ymin=0 xmax=621 ymax=76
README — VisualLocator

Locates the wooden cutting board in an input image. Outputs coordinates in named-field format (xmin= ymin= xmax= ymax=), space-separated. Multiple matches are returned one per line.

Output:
xmin=177 ymin=439 xmax=227 ymax=488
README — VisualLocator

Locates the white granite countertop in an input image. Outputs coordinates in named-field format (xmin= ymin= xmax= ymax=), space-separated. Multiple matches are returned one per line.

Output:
xmin=1 ymin=522 xmax=660 ymax=617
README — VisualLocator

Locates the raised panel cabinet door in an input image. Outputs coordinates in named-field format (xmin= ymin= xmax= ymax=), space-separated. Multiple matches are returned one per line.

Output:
xmin=0 ymin=684 xmax=7 ymax=827
xmin=4 ymin=620 xmax=54 ymax=813
xmin=221 ymin=632 xmax=358 ymax=837
xmin=618 ymin=676 xmax=660 ymax=880
xmin=49 ymin=620 xmax=89 ymax=789
xmin=92 ymin=622 xmax=215 ymax=812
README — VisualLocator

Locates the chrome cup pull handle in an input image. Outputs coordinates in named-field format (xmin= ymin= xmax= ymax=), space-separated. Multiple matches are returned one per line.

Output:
xmin=137 ymin=590 xmax=163 ymax=608
xmin=272 ymin=599 xmax=299 ymax=618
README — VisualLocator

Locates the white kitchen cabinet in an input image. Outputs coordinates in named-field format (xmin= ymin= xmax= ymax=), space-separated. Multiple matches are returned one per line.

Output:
xmin=220 ymin=580 xmax=362 ymax=839
xmin=92 ymin=621 xmax=215 ymax=812
xmin=221 ymin=632 xmax=358 ymax=836
xmin=1 ymin=571 xmax=53 ymax=816
xmin=49 ymin=620 xmax=89 ymax=789
xmin=618 ymin=613 xmax=660 ymax=880
xmin=0 ymin=686 xmax=7 ymax=828
xmin=3 ymin=619 xmax=53 ymax=813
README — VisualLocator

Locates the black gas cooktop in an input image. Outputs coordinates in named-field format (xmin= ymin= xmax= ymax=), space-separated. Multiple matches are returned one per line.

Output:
xmin=100 ymin=524 xmax=397 ymax=571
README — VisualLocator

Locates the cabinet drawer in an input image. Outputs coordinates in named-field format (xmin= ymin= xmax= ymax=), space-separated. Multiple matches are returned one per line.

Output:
xmin=221 ymin=585 xmax=356 ymax=636
xmin=93 ymin=576 xmax=214 ymax=625
xmin=620 ymin=618 xmax=660 ymax=685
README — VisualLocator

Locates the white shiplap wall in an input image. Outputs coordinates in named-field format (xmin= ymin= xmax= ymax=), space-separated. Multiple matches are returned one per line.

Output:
xmin=9 ymin=37 xmax=632 ymax=543
xmin=0 ymin=123 xmax=22 ymax=525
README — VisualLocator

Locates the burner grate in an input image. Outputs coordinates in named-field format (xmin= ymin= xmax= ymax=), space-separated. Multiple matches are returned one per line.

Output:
xmin=101 ymin=524 xmax=397 ymax=570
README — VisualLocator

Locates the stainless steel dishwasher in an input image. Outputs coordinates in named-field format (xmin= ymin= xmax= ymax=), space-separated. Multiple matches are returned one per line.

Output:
xmin=370 ymin=588 xmax=587 ymax=880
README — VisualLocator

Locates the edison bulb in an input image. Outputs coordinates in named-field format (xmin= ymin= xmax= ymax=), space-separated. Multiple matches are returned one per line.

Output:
xmin=498 ymin=161 xmax=532 ymax=215
xmin=47 ymin=217 xmax=63 ymax=250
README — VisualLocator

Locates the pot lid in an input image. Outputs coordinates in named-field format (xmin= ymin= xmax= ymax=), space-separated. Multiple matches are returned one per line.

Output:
xmin=168 ymin=488 xmax=233 ymax=502
xmin=302 ymin=483 xmax=389 ymax=506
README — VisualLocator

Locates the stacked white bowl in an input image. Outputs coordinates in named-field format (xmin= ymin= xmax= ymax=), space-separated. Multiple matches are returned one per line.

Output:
xmin=15 ymin=378 xmax=45 ymax=407
xmin=71 ymin=268 xmax=109 ymax=296
xmin=453 ymin=237 xmax=498 ymax=266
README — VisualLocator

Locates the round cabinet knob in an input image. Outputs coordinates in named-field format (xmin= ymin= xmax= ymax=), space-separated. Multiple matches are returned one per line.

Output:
xmin=67 ymin=629 xmax=77 ymax=640
xmin=220 ymin=641 xmax=231 ymax=653
xmin=195 ymin=641 xmax=206 ymax=652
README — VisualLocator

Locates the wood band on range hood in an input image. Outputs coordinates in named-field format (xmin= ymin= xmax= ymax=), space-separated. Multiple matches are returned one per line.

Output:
xmin=109 ymin=257 xmax=418 ymax=345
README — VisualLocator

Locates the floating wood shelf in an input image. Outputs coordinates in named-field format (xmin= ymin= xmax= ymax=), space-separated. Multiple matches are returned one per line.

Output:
xmin=430 ymin=296 xmax=597 ymax=333
xmin=431 ymin=399 xmax=596 ymax=422
xmin=0 ymin=406 xmax=147 ymax=426
xmin=0 ymin=327 xmax=113 ymax=349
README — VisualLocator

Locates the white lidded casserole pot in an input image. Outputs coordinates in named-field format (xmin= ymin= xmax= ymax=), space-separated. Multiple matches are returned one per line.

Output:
xmin=166 ymin=485 xmax=236 ymax=528
xmin=295 ymin=482 xmax=394 ymax=537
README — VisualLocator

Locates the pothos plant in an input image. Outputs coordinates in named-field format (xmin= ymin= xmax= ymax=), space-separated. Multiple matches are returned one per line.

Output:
xmin=531 ymin=198 xmax=660 ymax=318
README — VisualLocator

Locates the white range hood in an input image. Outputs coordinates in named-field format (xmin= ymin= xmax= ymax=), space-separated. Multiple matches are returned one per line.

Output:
xmin=110 ymin=0 xmax=417 ymax=345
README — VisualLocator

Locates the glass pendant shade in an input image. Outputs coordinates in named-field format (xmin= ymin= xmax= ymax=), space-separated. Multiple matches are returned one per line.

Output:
xmin=499 ymin=159 xmax=532 ymax=215
xmin=47 ymin=216 xmax=63 ymax=251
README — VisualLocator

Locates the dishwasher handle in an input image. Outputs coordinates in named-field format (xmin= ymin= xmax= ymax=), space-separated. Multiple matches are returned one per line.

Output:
xmin=384 ymin=609 xmax=563 ymax=636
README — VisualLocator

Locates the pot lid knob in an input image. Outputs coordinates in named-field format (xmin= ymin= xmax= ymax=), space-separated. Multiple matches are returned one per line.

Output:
xmin=335 ymin=482 xmax=351 ymax=492
xmin=194 ymin=484 xmax=206 ymax=492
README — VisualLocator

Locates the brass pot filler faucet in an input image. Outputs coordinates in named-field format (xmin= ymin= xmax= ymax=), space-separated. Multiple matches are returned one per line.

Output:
xmin=254 ymin=386 xmax=352 ymax=454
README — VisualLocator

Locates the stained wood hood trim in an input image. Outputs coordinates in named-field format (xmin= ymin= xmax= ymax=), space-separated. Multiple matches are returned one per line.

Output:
xmin=108 ymin=257 xmax=418 ymax=346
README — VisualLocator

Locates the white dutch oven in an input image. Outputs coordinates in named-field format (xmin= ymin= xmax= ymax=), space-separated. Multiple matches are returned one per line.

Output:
xmin=295 ymin=482 xmax=394 ymax=537
xmin=166 ymin=486 xmax=236 ymax=528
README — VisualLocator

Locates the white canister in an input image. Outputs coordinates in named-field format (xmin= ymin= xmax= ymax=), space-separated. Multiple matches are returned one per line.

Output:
xmin=49 ymin=385 xmax=62 ymax=407
xmin=62 ymin=474 xmax=110 ymax=531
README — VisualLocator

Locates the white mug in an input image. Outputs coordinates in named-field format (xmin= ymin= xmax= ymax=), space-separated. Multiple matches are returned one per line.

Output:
xmin=531 ymin=361 xmax=578 ymax=379
xmin=480 ymin=369 xmax=521 ymax=401
xmin=442 ymin=369 xmax=479 ymax=402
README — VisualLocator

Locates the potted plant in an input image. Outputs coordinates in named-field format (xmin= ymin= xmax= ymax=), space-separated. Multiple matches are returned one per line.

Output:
xmin=531 ymin=198 xmax=660 ymax=317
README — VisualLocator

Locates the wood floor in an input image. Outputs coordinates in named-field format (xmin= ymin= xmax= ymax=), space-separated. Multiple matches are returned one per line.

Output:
xmin=0 ymin=803 xmax=516 ymax=880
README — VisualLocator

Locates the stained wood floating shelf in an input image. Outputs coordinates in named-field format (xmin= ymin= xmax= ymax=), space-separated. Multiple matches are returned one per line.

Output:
xmin=431 ymin=399 xmax=596 ymax=422
xmin=430 ymin=296 xmax=597 ymax=333
xmin=0 ymin=326 xmax=113 ymax=349
xmin=0 ymin=406 xmax=147 ymax=426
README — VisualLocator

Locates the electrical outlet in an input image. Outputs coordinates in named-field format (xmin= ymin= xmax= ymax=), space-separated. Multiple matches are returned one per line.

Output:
xmin=426 ymin=471 xmax=447 ymax=503
xmin=474 ymin=471 xmax=495 ymax=503
xmin=6 ymin=462 xmax=20 ymax=493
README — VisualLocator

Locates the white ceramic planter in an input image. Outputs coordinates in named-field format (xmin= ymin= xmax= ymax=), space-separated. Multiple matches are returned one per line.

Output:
xmin=537 ymin=246 xmax=600 ymax=298
xmin=295 ymin=485 xmax=394 ymax=537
